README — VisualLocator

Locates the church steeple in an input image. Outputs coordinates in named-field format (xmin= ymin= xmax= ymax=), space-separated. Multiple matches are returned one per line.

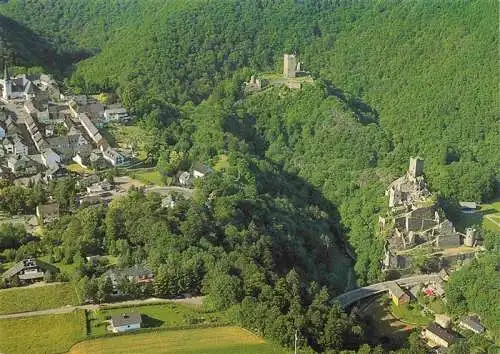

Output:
xmin=3 ymin=63 xmax=9 ymax=82
xmin=2 ymin=62 xmax=12 ymax=100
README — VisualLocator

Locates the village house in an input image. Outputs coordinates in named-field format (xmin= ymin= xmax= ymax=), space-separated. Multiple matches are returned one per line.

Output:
xmin=1 ymin=258 xmax=59 ymax=286
xmin=178 ymin=171 xmax=191 ymax=186
xmin=45 ymin=166 xmax=66 ymax=181
xmin=161 ymin=194 xmax=176 ymax=209
xmin=86 ymin=179 xmax=113 ymax=194
xmin=104 ymin=265 xmax=154 ymax=295
xmin=423 ymin=323 xmax=456 ymax=348
xmin=192 ymin=162 xmax=212 ymax=179
xmin=5 ymin=117 xmax=18 ymax=137
xmin=110 ymin=312 xmax=142 ymax=333
xmin=439 ymin=268 xmax=450 ymax=282
xmin=435 ymin=314 xmax=451 ymax=329
xmin=72 ymin=151 xmax=90 ymax=168
xmin=101 ymin=146 xmax=124 ymax=166
xmin=40 ymin=148 xmax=61 ymax=169
xmin=3 ymin=134 xmax=29 ymax=156
xmin=47 ymin=133 xmax=91 ymax=160
xmin=7 ymin=155 xmax=38 ymax=176
xmin=76 ymin=174 xmax=100 ymax=189
xmin=89 ymin=152 xmax=107 ymax=170
xmin=103 ymin=106 xmax=130 ymax=123
xmin=36 ymin=202 xmax=60 ymax=224
xmin=79 ymin=113 xmax=105 ymax=145
xmin=2 ymin=138 xmax=14 ymax=154
xmin=459 ymin=316 xmax=485 ymax=334
xmin=387 ymin=282 xmax=410 ymax=306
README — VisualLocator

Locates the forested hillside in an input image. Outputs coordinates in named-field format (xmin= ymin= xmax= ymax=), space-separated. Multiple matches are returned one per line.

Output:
xmin=0 ymin=14 xmax=58 ymax=69
xmin=1 ymin=0 xmax=497 ymax=284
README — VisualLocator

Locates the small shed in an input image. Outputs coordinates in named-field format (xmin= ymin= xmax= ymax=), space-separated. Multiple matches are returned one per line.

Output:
xmin=459 ymin=317 xmax=485 ymax=334
xmin=178 ymin=171 xmax=191 ymax=186
xmin=192 ymin=163 xmax=212 ymax=179
xmin=435 ymin=314 xmax=451 ymax=329
xmin=387 ymin=283 xmax=410 ymax=306
xmin=110 ymin=312 xmax=142 ymax=333
xmin=459 ymin=202 xmax=477 ymax=212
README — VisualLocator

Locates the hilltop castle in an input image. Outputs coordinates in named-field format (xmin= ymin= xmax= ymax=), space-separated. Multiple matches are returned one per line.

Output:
xmin=381 ymin=158 xmax=476 ymax=271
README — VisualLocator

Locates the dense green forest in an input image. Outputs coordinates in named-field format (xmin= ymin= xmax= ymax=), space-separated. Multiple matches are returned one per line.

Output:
xmin=0 ymin=0 xmax=498 ymax=351
xmin=445 ymin=252 xmax=499 ymax=335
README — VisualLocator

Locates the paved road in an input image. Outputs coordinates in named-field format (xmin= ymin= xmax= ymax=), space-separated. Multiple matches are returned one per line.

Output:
xmin=1 ymin=99 xmax=30 ymax=125
xmin=0 ymin=296 xmax=204 ymax=320
xmin=146 ymin=186 xmax=194 ymax=197
xmin=335 ymin=274 xmax=441 ymax=308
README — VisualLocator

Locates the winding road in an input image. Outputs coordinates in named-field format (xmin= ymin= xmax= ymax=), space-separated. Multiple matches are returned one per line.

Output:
xmin=335 ymin=274 xmax=441 ymax=308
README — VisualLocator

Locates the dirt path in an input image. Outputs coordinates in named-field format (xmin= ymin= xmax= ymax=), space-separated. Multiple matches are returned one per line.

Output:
xmin=485 ymin=214 xmax=500 ymax=228
xmin=0 ymin=296 xmax=205 ymax=320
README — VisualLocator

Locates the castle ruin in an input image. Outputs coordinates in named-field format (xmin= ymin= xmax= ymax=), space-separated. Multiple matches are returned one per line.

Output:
xmin=283 ymin=54 xmax=297 ymax=78
xmin=381 ymin=157 xmax=473 ymax=272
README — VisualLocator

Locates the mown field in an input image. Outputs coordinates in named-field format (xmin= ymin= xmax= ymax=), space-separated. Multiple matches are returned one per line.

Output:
xmin=457 ymin=198 xmax=500 ymax=233
xmin=70 ymin=326 xmax=287 ymax=354
xmin=390 ymin=302 xmax=432 ymax=326
xmin=0 ymin=282 xmax=79 ymax=314
xmin=89 ymin=303 xmax=225 ymax=336
xmin=481 ymin=199 xmax=500 ymax=232
xmin=0 ymin=311 xmax=86 ymax=354
xmin=129 ymin=169 xmax=164 ymax=186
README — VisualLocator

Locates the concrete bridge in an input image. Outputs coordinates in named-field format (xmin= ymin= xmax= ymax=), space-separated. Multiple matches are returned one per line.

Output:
xmin=335 ymin=274 xmax=441 ymax=308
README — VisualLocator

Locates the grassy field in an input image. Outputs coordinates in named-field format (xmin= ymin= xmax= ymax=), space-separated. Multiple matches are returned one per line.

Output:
xmin=89 ymin=303 xmax=225 ymax=336
xmin=0 ymin=282 xmax=79 ymax=314
xmin=70 ymin=326 xmax=286 ymax=354
xmin=424 ymin=297 xmax=445 ymax=314
xmin=0 ymin=311 xmax=86 ymax=354
xmin=129 ymin=169 xmax=164 ymax=186
xmin=481 ymin=199 xmax=500 ymax=232
xmin=390 ymin=302 xmax=432 ymax=326
xmin=457 ymin=198 xmax=500 ymax=232
xmin=66 ymin=163 xmax=92 ymax=174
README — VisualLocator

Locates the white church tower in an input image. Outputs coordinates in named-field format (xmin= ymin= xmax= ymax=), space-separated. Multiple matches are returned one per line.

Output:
xmin=2 ymin=64 xmax=11 ymax=100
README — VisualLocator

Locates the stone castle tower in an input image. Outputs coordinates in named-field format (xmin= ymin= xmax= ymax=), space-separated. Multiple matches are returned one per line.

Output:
xmin=409 ymin=157 xmax=424 ymax=178
xmin=464 ymin=228 xmax=476 ymax=247
xmin=2 ymin=64 xmax=11 ymax=100
xmin=283 ymin=54 xmax=297 ymax=78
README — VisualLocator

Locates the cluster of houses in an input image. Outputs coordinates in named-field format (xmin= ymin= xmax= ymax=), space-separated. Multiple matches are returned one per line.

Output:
xmin=381 ymin=158 xmax=480 ymax=271
xmin=383 ymin=271 xmax=488 ymax=350
xmin=1 ymin=258 xmax=59 ymax=286
xmin=178 ymin=162 xmax=212 ymax=186
xmin=1 ymin=255 xmax=154 ymax=296
xmin=0 ymin=64 xmax=131 ymax=181
xmin=34 ymin=176 xmax=117 ymax=225
xmin=422 ymin=314 xmax=487 ymax=349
